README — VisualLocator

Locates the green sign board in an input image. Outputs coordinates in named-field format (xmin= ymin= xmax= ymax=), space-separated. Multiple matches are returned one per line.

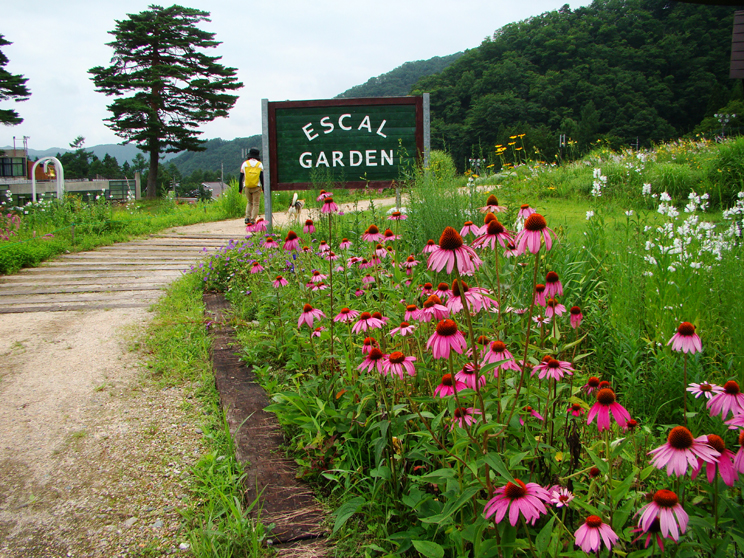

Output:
xmin=267 ymin=97 xmax=424 ymax=190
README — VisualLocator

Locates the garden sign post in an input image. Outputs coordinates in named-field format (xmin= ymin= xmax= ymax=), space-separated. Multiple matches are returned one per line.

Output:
xmin=261 ymin=94 xmax=429 ymax=229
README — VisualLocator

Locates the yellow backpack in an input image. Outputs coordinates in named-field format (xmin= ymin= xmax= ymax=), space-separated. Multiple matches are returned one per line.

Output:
xmin=244 ymin=162 xmax=262 ymax=189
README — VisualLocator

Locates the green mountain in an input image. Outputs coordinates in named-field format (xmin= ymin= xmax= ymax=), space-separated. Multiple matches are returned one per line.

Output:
xmin=168 ymin=135 xmax=262 ymax=177
xmin=335 ymin=53 xmax=463 ymax=99
xmin=412 ymin=0 xmax=744 ymax=170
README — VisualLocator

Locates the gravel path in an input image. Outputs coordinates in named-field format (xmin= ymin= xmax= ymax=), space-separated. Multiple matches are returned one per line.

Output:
xmin=0 ymin=197 xmax=398 ymax=557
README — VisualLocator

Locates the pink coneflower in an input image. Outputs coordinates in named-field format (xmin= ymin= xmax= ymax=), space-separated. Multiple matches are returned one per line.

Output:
xmin=307 ymin=281 xmax=328 ymax=292
xmin=568 ymin=402 xmax=586 ymax=417
xmin=303 ymin=219 xmax=315 ymax=234
xmin=362 ymin=336 xmax=378 ymax=354
xmin=390 ymin=321 xmax=416 ymax=337
xmin=691 ymin=434 xmax=738 ymax=486
xmin=358 ymin=257 xmax=373 ymax=269
xmin=273 ymin=275 xmax=288 ymax=288
xmin=587 ymin=388 xmax=631 ymax=431
xmin=382 ymin=351 xmax=417 ymax=378
xmin=484 ymin=479 xmax=551 ymax=526
xmin=404 ymin=304 xmax=421 ymax=322
xmin=427 ymin=227 xmax=483 ymax=275
xmin=426 ymin=319 xmax=467 ymax=359
xmin=422 ymin=239 xmax=437 ymax=253
xmin=480 ymin=194 xmax=507 ymax=214
xmin=544 ymin=271 xmax=563 ymax=297
xmin=734 ymin=431 xmax=744 ymax=473
xmin=648 ymin=425 xmax=720 ymax=476
xmin=420 ymin=294 xmax=449 ymax=322
xmin=667 ymin=322 xmax=702 ymax=353
xmin=434 ymin=282 xmax=451 ymax=300
xmin=686 ymin=381 xmax=723 ymax=400
xmin=434 ymin=373 xmax=467 ymax=397
xmin=298 ymin=303 xmax=325 ymax=329
xmin=250 ymin=261 xmax=264 ymax=274
xmin=358 ymin=347 xmax=386 ymax=374
xmin=533 ymin=358 xmax=574 ymax=381
xmin=481 ymin=341 xmax=520 ymax=376
xmin=518 ymin=204 xmax=535 ymax=219
xmin=583 ymin=377 xmax=601 ymax=394
xmin=532 ymin=315 xmax=551 ymax=327
xmin=451 ymin=407 xmax=482 ymax=430
xmin=250 ymin=218 xmax=267 ymax=233
xmin=707 ymin=380 xmax=744 ymax=419
xmin=516 ymin=213 xmax=555 ymax=254
xmin=334 ymin=307 xmax=360 ymax=323
xmin=504 ymin=240 xmax=522 ymax=258
xmin=533 ymin=284 xmax=548 ymax=306
xmin=321 ymin=196 xmax=338 ymax=213
xmin=316 ymin=189 xmax=330 ymax=201
xmin=460 ymin=221 xmax=481 ymax=237
xmin=401 ymin=255 xmax=420 ymax=270
xmin=545 ymin=298 xmax=566 ymax=318
xmin=362 ymin=274 xmax=376 ymax=285
xmin=575 ymin=516 xmax=619 ymax=554
xmin=374 ymin=243 xmax=388 ymax=258
xmin=339 ymin=238 xmax=352 ymax=250
xmin=455 ymin=362 xmax=486 ymax=390
xmin=520 ymin=406 xmax=545 ymax=425
xmin=371 ymin=311 xmax=389 ymax=326
xmin=351 ymin=311 xmax=385 ymax=334
xmin=317 ymin=240 xmax=330 ymax=253
xmin=262 ymin=235 xmax=279 ymax=249
xmin=309 ymin=270 xmax=327 ymax=283
xmin=362 ymin=224 xmax=383 ymax=242
xmin=323 ymin=251 xmax=339 ymax=261
xmin=549 ymin=487 xmax=574 ymax=508
xmin=382 ymin=228 xmax=401 ymax=242
xmin=637 ymin=489 xmax=688 ymax=542
xmin=624 ymin=418 xmax=639 ymax=432
xmin=447 ymin=280 xmax=495 ymax=314
xmin=569 ymin=306 xmax=583 ymax=329
xmin=472 ymin=218 xmax=514 ymax=250
xmin=311 ymin=326 xmax=325 ymax=338
xmin=420 ymin=282 xmax=434 ymax=296
xmin=387 ymin=210 xmax=407 ymax=220
xmin=283 ymin=230 xmax=300 ymax=251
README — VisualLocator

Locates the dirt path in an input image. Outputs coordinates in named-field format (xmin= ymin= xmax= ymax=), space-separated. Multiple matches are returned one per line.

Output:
xmin=0 ymin=196 xmax=399 ymax=557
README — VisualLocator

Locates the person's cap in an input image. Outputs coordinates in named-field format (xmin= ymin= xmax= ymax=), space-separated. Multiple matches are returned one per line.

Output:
xmin=248 ymin=147 xmax=260 ymax=158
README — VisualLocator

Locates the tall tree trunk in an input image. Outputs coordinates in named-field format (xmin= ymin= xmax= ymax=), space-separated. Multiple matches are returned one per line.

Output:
xmin=146 ymin=141 xmax=159 ymax=198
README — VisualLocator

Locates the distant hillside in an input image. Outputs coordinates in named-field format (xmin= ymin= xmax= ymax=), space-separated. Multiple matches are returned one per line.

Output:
xmin=412 ymin=0 xmax=744 ymax=169
xmin=168 ymin=136 xmax=262 ymax=177
xmin=336 ymin=53 xmax=463 ymax=99
xmin=3 ymin=144 xmax=178 ymax=164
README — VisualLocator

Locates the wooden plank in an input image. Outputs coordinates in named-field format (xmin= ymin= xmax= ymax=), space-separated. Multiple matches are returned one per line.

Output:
xmin=0 ymin=284 xmax=166 ymax=296
xmin=0 ymin=302 xmax=152 ymax=314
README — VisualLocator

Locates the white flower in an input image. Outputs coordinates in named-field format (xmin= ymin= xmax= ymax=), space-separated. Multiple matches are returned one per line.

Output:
xmin=586 ymin=210 xmax=595 ymax=220
xmin=642 ymin=183 xmax=652 ymax=196
xmin=625 ymin=210 xmax=634 ymax=216
xmin=659 ymin=192 xmax=672 ymax=202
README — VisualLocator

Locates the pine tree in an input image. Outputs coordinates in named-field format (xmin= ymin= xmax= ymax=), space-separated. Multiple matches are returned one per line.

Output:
xmin=89 ymin=5 xmax=242 ymax=197
xmin=0 ymin=34 xmax=31 ymax=126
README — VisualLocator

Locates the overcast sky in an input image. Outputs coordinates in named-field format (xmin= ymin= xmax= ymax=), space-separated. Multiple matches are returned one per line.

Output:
xmin=2 ymin=0 xmax=594 ymax=151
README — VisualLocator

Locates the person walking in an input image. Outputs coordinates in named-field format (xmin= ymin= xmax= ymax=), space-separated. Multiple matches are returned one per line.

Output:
xmin=239 ymin=147 xmax=264 ymax=225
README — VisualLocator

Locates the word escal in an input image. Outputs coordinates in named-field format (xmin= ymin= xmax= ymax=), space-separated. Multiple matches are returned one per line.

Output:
xmin=302 ymin=114 xmax=387 ymax=141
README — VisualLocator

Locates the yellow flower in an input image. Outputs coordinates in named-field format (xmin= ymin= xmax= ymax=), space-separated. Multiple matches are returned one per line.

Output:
xmin=509 ymin=135 xmax=517 ymax=139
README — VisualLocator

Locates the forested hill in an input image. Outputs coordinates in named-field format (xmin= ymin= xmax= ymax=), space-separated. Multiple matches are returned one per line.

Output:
xmin=336 ymin=53 xmax=463 ymax=99
xmin=412 ymin=0 xmax=744 ymax=169
xmin=170 ymin=135 xmax=261 ymax=176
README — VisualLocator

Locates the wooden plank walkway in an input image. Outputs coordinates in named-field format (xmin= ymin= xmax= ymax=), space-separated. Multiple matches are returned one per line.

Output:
xmin=0 ymin=232 xmax=237 ymax=313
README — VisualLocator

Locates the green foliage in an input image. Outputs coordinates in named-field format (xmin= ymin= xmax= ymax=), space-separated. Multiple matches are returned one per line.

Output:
xmin=144 ymin=274 xmax=268 ymax=556
xmin=0 ymin=33 xmax=31 ymax=125
xmin=413 ymin=0 xmax=739 ymax=170
xmin=336 ymin=53 xmax=463 ymax=99
xmin=89 ymin=5 xmax=243 ymax=197
xmin=170 ymin=136 xmax=262 ymax=177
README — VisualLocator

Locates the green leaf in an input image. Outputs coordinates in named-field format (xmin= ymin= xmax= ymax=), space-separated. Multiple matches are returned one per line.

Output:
xmin=609 ymin=468 xmax=637 ymax=502
xmin=332 ymin=496 xmax=365 ymax=534
xmin=485 ymin=452 xmax=515 ymax=483
xmin=536 ymin=516 xmax=555 ymax=556
xmin=420 ymin=485 xmax=480 ymax=525
xmin=411 ymin=540 xmax=444 ymax=558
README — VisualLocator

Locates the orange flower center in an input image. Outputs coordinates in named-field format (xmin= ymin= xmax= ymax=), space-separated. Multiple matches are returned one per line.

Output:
xmin=486 ymin=220 xmax=505 ymax=235
xmin=368 ymin=348 xmax=383 ymax=360
xmin=586 ymin=516 xmax=603 ymax=528
xmin=667 ymin=426 xmax=694 ymax=450
xmin=707 ymin=434 xmax=725 ymax=453
xmin=503 ymin=480 xmax=527 ymax=499
xmin=435 ymin=319 xmax=458 ymax=336
xmin=286 ymin=231 xmax=298 ymax=241
xmin=389 ymin=351 xmax=405 ymax=364
xmin=677 ymin=322 xmax=695 ymax=336
xmin=439 ymin=227 xmax=464 ymax=250
xmin=724 ymin=380 xmax=740 ymax=395
xmin=653 ymin=489 xmax=679 ymax=508
xmin=596 ymin=388 xmax=616 ymax=405
xmin=423 ymin=295 xmax=443 ymax=309
xmin=524 ymin=213 xmax=547 ymax=231
xmin=546 ymin=271 xmax=559 ymax=283
xmin=441 ymin=373 xmax=454 ymax=386
xmin=491 ymin=341 xmax=506 ymax=352
xmin=486 ymin=194 xmax=498 ymax=205
xmin=302 ymin=304 xmax=313 ymax=312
